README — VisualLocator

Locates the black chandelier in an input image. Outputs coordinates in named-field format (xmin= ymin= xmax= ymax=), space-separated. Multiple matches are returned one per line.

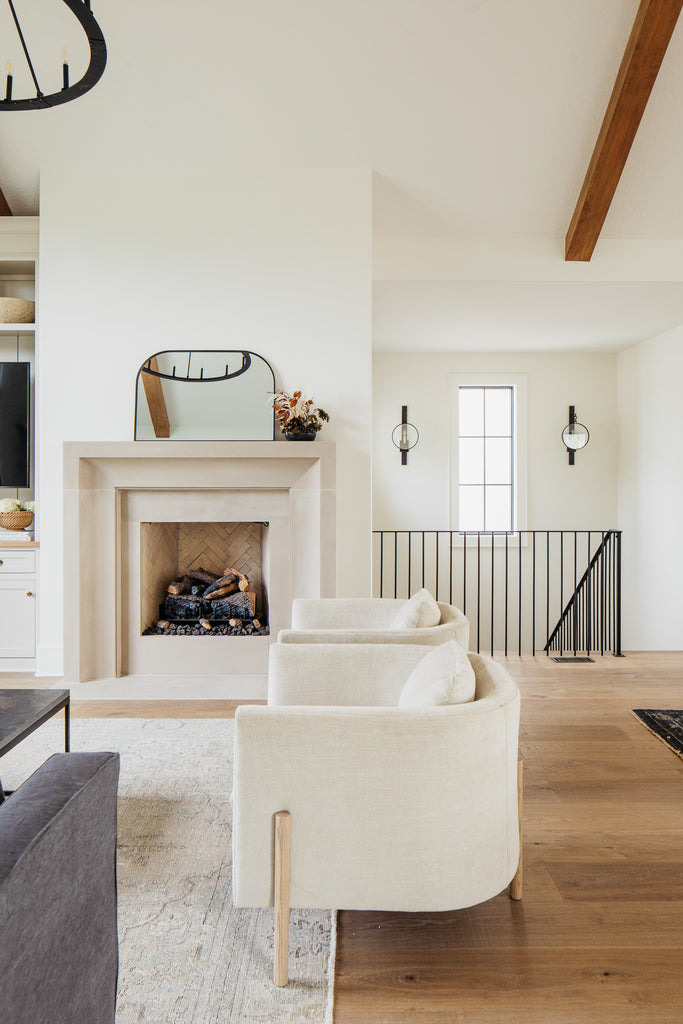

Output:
xmin=0 ymin=0 xmax=106 ymax=110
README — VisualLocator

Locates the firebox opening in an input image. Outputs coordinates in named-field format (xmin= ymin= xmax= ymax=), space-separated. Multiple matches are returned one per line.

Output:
xmin=140 ymin=521 xmax=269 ymax=637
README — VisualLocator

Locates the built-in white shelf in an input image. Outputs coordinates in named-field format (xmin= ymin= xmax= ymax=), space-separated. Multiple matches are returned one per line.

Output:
xmin=0 ymin=323 xmax=35 ymax=333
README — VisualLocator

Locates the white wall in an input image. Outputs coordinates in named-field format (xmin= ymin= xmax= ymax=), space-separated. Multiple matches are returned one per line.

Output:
xmin=37 ymin=166 xmax=372 ymax=674
xmin=618 ymin=327 xmax=683 ymax=651
xmin=373 ymin=350 xmax=618 ymax=530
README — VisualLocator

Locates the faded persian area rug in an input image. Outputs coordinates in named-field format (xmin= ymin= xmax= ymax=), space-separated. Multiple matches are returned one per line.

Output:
xmin=0 ymin=717 xmax=335 ymax=1023
xmin=631 ymin=709 xmax=683 ymax=760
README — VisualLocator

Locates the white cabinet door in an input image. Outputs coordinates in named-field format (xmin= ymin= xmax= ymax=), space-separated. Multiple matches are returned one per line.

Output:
xmin=0 ymin=578 xmax=35 ymax=658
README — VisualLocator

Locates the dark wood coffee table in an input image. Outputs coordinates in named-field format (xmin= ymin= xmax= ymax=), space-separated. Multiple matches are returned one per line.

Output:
xmin=0 ymin=689 xmax=70 ymax=802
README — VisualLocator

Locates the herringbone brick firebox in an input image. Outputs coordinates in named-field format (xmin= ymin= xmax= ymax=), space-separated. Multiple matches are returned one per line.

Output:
xmin=140 ymin=521 xmax=267 ymax=632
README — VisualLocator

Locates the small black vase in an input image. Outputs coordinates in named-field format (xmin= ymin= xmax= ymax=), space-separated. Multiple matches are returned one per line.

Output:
xmin=284 ymin=432 xmax=316 ymax=441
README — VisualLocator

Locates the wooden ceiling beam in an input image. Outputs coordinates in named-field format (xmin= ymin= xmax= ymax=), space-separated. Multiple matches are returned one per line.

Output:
xmin=565 ymin=0 xmax=683 ymax=262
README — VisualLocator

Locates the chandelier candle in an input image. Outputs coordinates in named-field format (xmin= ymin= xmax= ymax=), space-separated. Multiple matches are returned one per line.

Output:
xmin=62 ymin=52 xmax=69 ymax=90
xmin=4 ymin=63 xmax=11 ymax=101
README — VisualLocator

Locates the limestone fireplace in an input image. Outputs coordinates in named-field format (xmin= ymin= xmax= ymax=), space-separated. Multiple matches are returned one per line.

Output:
xmin=63 ymin=441 xmax=336 ymax=683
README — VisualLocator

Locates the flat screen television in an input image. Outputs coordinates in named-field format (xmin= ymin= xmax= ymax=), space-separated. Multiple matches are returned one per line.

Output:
xmin=0 ymin=362 xmax=30 ymax=487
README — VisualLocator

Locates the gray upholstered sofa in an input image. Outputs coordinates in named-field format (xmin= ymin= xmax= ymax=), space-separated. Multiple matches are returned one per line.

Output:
xmin=0 ymin=751 xmax=120 ymax=1024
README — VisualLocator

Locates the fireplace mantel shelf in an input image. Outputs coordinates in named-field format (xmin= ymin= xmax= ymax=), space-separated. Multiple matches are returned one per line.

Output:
xmin=64 ymin=440 xmax=334 ymax=459
xmin=63 ymin=441 xmax=336 ymax=490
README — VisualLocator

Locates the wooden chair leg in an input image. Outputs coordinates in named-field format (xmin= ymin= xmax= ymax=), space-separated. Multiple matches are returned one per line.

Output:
xmin=274 ymin=810 xmax=290 ymax=986
xmin=510 ymin=756 xmax=523 ymax=901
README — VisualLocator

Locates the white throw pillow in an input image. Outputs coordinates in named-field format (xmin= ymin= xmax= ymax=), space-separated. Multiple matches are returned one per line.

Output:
xmin=390 ymin=588 xmax=441 ymax=630
xmin=398 ymin=641 xmax=476 ymax=707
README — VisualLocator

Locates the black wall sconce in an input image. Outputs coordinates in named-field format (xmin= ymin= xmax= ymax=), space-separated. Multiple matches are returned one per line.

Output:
xmin=562 ymin=406 xmax=590 ymax=465
xmin=392 ymin=405 xmax=419 ymax=465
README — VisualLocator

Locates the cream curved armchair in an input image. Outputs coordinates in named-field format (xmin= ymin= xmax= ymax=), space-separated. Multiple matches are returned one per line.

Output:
xmin=233 ymin=642 xmax=521 ymax=985
xmin=277 ymin=597 xmax=470 ymax=649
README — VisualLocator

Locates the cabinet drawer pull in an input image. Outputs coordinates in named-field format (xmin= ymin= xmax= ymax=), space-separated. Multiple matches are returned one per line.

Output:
xmin=26 ymin=591 xmax=33 ymax=597
xmin=0 ymin=559 xmax=3 ymax=565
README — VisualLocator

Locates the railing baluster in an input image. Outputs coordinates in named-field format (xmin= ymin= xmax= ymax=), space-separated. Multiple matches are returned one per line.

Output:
xmin=532 ymin=532 xmax=536 ymax=656
xmin=463 ymin=532 xmax=467 ymax=618
xmin=449 ymin=532 xmax=453 ymax=606
xmin=421 ymin=532 xmax=425 ymax=590
xmin=477 ymin=532 xmax=481 ymax=654
xmin=505 ymin=531 xmax=509 ymax=657
xmin=601 ymin=532 xmax=606 ymax=656
xmin=559 ymin=532 xmax=564 ymax=656
xmin=594 ymin=545 xmax=598 ymax=654
xmin=435 ymin=531 xmax=439 ymax=602
xmin=615 ymin=531 xmax=622 ymax=656
xmin=610 ymin=532 xmax=614 ymax=651
xmin=379 ymin=532 xmax=384 ymax=598
xmin=546 ymin=532 xmax=550 ymax=657
xmin=407 ymin=533 xmax=411 ymax=597
xmin=610 ymin=532 xmax=615 ymax=655
xmin=518 ymin=530 xmax=522 ymax=656
xmin=573 ymin=532 xmax=578 ymax=656
xmin=586 ymin=532 xmax=591 ymax=654
xmin=490 ymin=533 xmax=495 ymax=656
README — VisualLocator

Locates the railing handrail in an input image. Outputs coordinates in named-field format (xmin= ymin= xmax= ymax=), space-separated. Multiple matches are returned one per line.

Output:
xmin=373 ymin=529 xmax=622 ymax=534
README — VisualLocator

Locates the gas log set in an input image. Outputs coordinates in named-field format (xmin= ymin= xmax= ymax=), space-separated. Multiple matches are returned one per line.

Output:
xmin=143 ymin=566 xmax=269 ymax=637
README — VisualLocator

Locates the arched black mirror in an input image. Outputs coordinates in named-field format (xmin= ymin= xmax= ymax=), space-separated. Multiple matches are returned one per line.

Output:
xmin=134 ymin=350 xmax=276 ymax=441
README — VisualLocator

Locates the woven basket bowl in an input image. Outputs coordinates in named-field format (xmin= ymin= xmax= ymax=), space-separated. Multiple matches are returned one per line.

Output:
xmin=0 ymin=297 xmax=35 ymax=324
xmin=0 ymin=511 xmax=34 ymax=531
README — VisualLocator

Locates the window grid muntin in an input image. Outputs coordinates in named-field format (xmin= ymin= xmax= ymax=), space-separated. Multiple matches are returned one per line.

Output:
xmin=458 ymin=385 xmax=514 ymax=531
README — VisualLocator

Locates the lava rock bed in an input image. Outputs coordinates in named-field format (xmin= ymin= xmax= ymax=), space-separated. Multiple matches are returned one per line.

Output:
xmin=143 ymin=621 xmax=269 ymax=637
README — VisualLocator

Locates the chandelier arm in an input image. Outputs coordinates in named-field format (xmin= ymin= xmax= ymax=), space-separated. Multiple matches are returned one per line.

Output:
xmin=0 ymin=0 xmax=107 ymax=111
xmin=6 ymin=0 xmax=44 ymax=97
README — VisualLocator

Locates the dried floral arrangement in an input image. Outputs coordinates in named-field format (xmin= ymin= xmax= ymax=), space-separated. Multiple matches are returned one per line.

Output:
xmin=272 ymin=390 xmax=329 ymax=434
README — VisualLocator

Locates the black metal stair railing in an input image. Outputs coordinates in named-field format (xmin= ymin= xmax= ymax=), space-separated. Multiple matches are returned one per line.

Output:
xmin=372 ymin=530 xmax=623 ymax=657
xmin=544 ymin=530 xmax=621 ymax=656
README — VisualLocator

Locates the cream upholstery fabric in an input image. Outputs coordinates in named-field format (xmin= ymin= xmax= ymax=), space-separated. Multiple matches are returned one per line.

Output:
xmin=233 ymin=644 xmax=520 ymax=913
xmin=398 ymin=641 xmax=476 ymax=707
xmin=278 ymin=597 xmax=470 ymax=649
xmin=390 ymin=588 xmax=441 ymax=629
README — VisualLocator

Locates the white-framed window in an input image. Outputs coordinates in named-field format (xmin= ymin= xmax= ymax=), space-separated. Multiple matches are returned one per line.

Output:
xmin=450 ymin=374 xmax=526 ymax=535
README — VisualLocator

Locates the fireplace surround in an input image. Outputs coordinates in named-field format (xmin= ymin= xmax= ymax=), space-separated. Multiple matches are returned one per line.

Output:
xmin=63 ymin=441 xmax=336 ymax=684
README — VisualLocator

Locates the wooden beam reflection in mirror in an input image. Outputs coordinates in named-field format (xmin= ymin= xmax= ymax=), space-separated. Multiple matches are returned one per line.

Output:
xmin=141 ymin=357 xmax=170 ymax=438
xmin=0 ymin=185 xmax=11 ymax=216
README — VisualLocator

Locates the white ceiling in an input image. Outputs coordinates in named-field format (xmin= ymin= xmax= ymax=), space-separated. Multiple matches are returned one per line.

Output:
xmin=0 ymin=0 xmax=682 ymax=351
xmin=373 ymin=281 xmax=683 ymax=352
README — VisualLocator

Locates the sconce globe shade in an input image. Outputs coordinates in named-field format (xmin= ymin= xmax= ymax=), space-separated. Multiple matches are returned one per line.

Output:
xmin=562 ymin=421 xmax=589 ymax=451
xmin=392 ymin=421 xmax=419 ymax=452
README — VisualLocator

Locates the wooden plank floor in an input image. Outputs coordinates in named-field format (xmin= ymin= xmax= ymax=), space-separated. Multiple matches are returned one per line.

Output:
xmin=334 ymin=653 xmax=683 ymax=1023
xmin=2 ymin=653 xmax=682 ymax=1021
